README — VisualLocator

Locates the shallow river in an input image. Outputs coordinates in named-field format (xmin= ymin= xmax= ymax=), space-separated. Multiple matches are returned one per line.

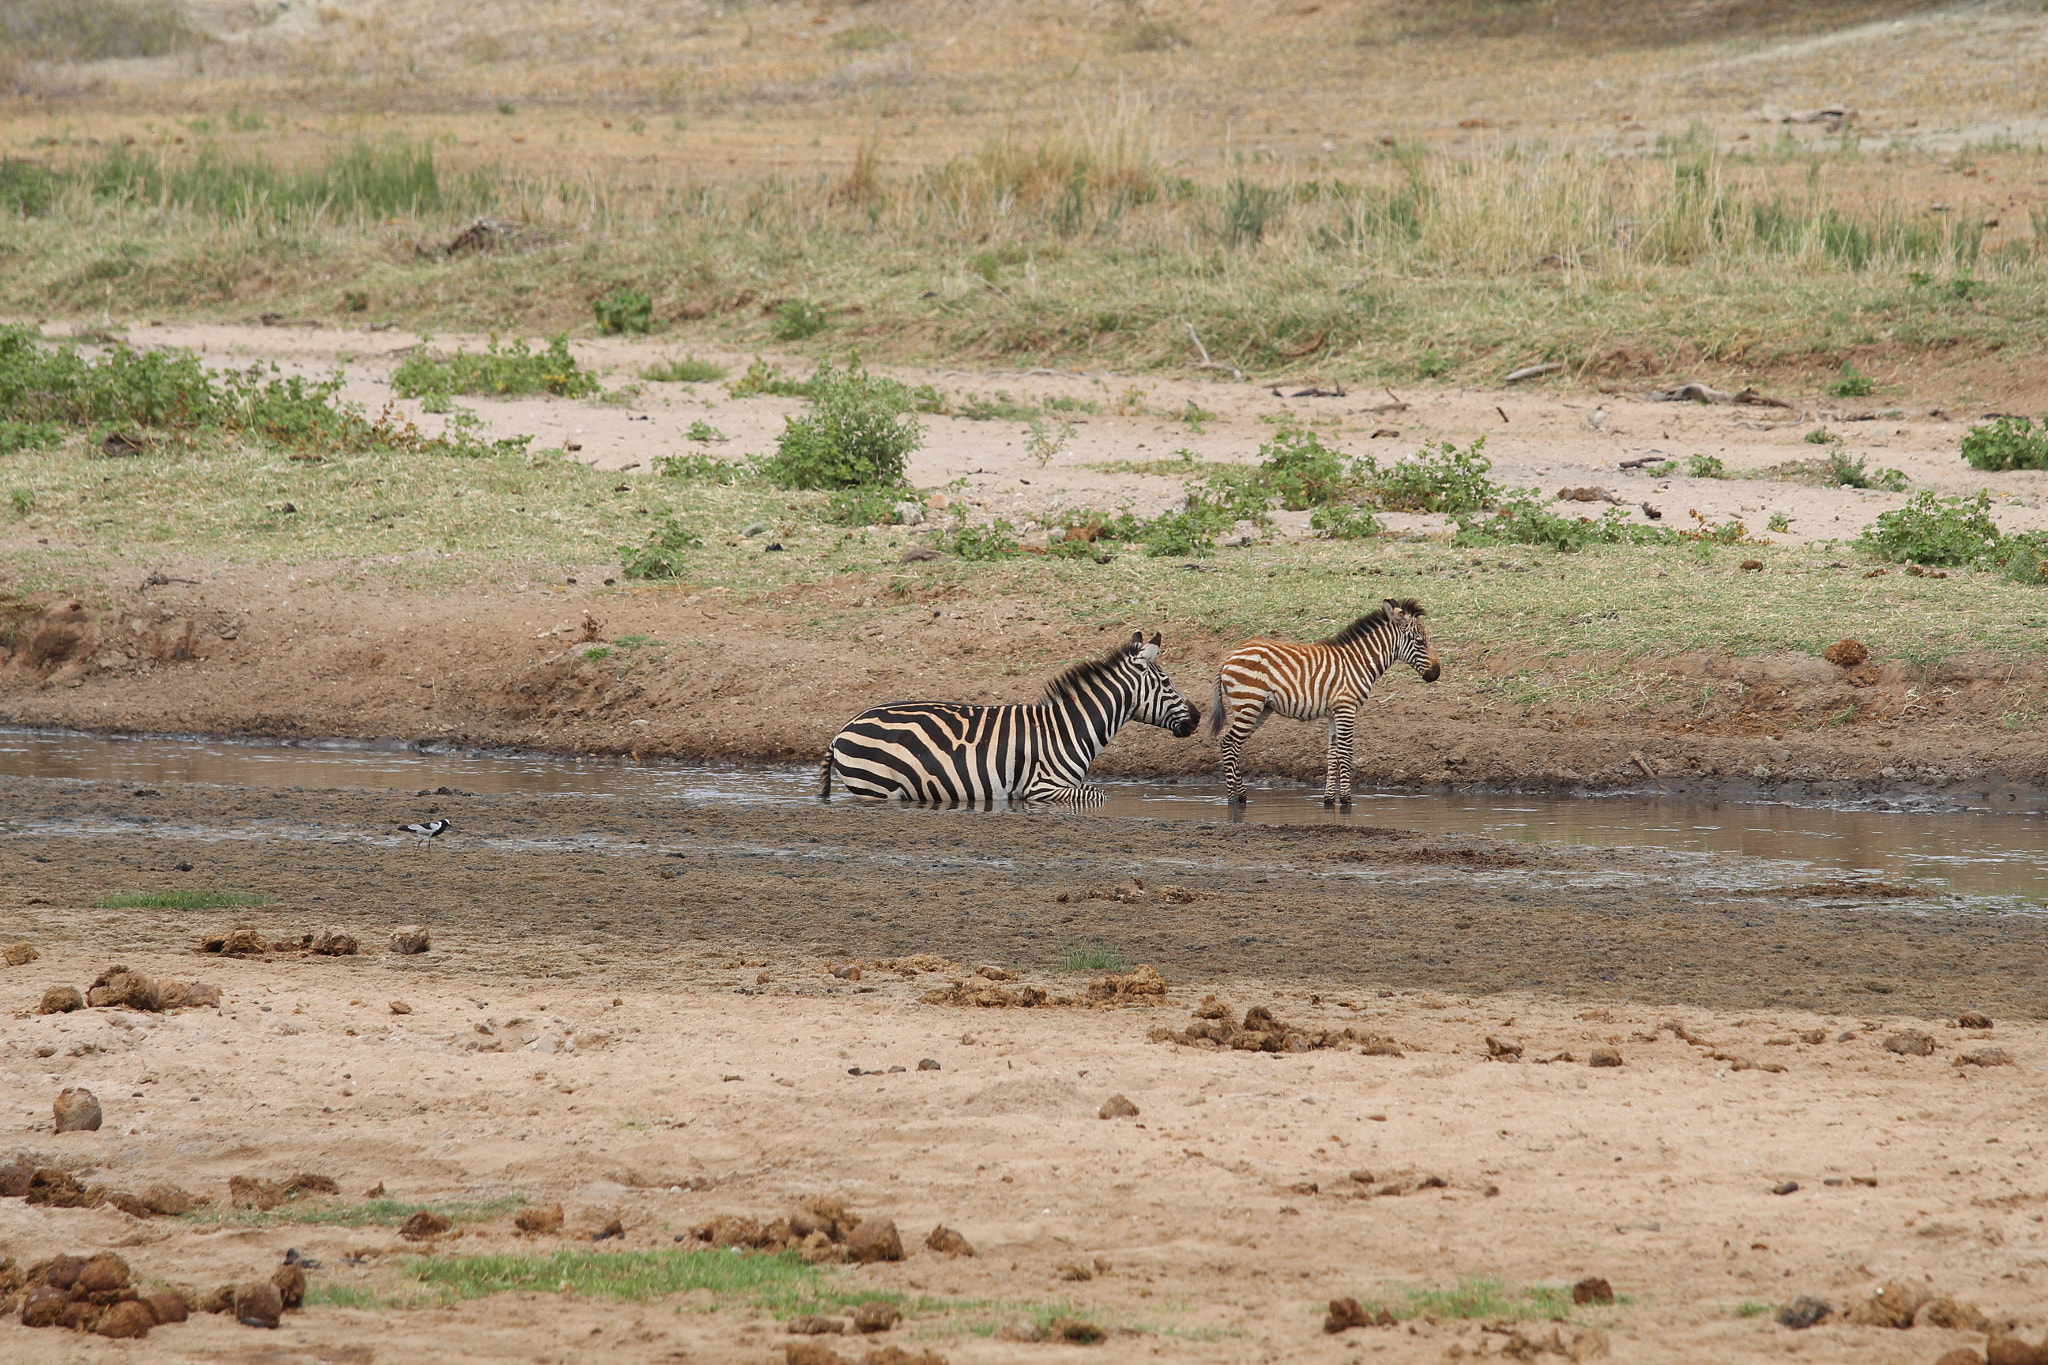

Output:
xmin=2 ymin=727 xmax=2043 ymax=909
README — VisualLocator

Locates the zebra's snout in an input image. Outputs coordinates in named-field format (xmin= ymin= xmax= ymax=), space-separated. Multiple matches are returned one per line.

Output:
xmin=1171 ymin=712 xmax=1200 ymax=739
xmin=1420 ymin=660 xmax=1442 ymax=683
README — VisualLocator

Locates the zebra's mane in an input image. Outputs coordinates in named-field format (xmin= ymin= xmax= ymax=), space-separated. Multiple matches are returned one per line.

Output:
xmin=1044 ymin=639 xmax=1142 ymax=702
xmin=1320 ymin=599 xmax=1426 ymax=647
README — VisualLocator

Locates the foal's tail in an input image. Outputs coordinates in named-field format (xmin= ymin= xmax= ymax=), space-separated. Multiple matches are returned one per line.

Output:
xmin=818 ymin=745 xmax=835 ymax=798
xmin=1209 ymin=674 xmax=1226 ymax=736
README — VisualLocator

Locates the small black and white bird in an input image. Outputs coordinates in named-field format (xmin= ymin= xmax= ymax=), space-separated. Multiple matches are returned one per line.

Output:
xmin=399 ymin=817 xmax=453 ymax=848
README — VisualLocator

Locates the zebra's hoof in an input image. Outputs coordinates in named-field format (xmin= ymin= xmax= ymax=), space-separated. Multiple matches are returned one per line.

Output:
xmin=1338 ymin=798 xmax=1353 ymax=809
xmin=1322 ymin=797 xmax=1336 ymax=808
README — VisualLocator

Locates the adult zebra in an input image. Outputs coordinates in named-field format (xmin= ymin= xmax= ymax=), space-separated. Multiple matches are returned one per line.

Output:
xmin=1211 ymin=598 xmax=1440 ymax=807
xmin=821 ymin=632 xmax=1200 ymax=805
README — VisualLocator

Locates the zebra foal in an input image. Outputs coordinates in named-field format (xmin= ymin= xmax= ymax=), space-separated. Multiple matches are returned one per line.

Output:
xmin=1211 ymin=598 xmax=1440 ymax=807
xmin=821 ymin=632 xmax=1200 ymax=805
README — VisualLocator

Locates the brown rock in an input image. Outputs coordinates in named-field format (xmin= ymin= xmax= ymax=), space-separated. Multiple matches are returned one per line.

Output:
xmin=60 ymin=1300 xmax=102 ymax=1331
xmin=20 ymin=1282 xmax=69 ymax=1327
xmin=788 ymin=1315 xmax=846 ymax=1335
xmin=1572 ymin=1276 xmax=1615 ymax=1305
xmin=1845 ymin=1279 xmax=1932 ymax=1329
xmin=1987 ymin=1339 xmax=2047 ymax=1365
xmin=272 ymin=1262 xmax=306 ymax=1309
xmin=37 ymin=1253 xmax=87 ymax=1289
xmin=77 ymin=1252 xmax=131 ymax=1301
xmin=400 ymin=1210 xmax=453 ymax=1240
xmin=35 ymin=985 xmax=82 ymax=1014
xmin=1823 ymin=639 xmax=1869 ymax=667
xmin=312 ymin=928 xmax=359 ymax=955
xmin=234 ymin=1280 xmax=283 ymax=1328
xmin=142 ymin=1183 xmax=199 ymax=1216
xmin=26 ymin=1168 xmax=95 ymax=1207
xmin=1485 ymin=1035 xmax=1523 ymax=1057
xmin=1883 ymin=1030 xmax=1936 ymax=1056
xmin=924 ymin=1225 xmax=974 ymax=1257
xmin=0 ymin=1161 xmax=33 ymax=1197
xmin=87 ymin=966 xmax=161 ymax=1011
xmin=996 ymin=1317 xmax=1045 ymax=1341
xmin=200 ymin=1283 xmax=237 ymax=1314
xmin=1958 ymin=1010 xmax=1994 ymax=1029
xmin=1099 ymin=1093 xmax=1140 ymax=1120
xmin=1956 ymin=1048 xmax=2015 ymax=1068
xmin=1935 ymin=1350 xmax=1986 ymax=1365
xmin=852 ymin=1300 xmax=903 ymax=1333
xmin=591 ymin=1218 xmax=625 ymax=1241
xmin=389 ymin=999 xmax=412 ymax=1014
xmin=1057 ymin=1261 xmax=1094 ymax=1282
xmin=845 ymin=1218 xmax=902 ymax=1264
xmin=515 ymin=1202 xmax=564 ymax=1234
xmin=798 ymin=1230 xmax=842 ymax=1264
xmin=860 ymin=1349 xmax=947 ymax=1365
xmin=3 ymin=941 xmax=36 ymax=966
xmin=145 ymin=1291 xmax=188 ymax=1324
xmin=97 ymin=1299 xmax=154 ymax=1338
xmin=1777 ymin=1296 xmax=1832 ymax=1330
xmin=104 ymin=1188 xmax=149 ymax=1221
xmin=1046 ymin=1317 xmax=1105 ymax=1344
xmin=1918 ymin=1297 xmax=1991 ymax=1333
xmin=181 ymin=981 xmax=222 ymax=1008
xmin=1588 ymin=1048 xmax=1624 ymax=1068
xmin=229 ymin=1175 xmax=287 ymax=1210
xmin=287 ymin=1172 xmax=340 ymax=1195
xmin=390 ymin=926 xmax=431 ymax=954
xmin=789 ymin=1196 xmax=854 ymax=1242
xmin=1800 ymin=1028 xmax=1827 ymax=1044
xmin=784 ymin=1344 xmax=848 ymax=1365
xmin=54 ymin=1087 xmax=103 ymax=1132
xmin=1323 ymin=1297 xmax=1393 ymax=1332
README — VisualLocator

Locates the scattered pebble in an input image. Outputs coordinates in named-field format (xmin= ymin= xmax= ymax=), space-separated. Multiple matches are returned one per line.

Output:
xmin=390 ymin=926 xmax=431 ymax=955
xmin=1588 ymin=1047 xmax=1624 ymax=1068
xmin=1099 ymin=1093 xmax=1140 ymax=1120
xmin=54 ymin=1086 xmax=102 ymax=1133
xmin=37 ymin=985 xmax=83 ymax=1014
xmin=4 ymin=940 xmax=38 ymax=965
xmin=916 ymin=1058 xmax=940 ymax=1071
xmin=1772 ymin=1181 xmax=1799 ymax=1196
xmin=389 ymin=1000 xmax=412 ymax=1014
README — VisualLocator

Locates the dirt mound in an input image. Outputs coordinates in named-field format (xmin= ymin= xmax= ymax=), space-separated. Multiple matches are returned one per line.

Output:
xmin=688 ymin=1197 xmax=905 ymax=1264
xmin=1150 ymin=998 xmax=1402 ymax=1054
xmin=921 ymin=963 xmax=1169 ymax=1010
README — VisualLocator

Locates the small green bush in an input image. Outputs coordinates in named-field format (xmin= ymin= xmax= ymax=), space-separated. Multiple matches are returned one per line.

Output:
xmin=760 ymin=358 xmax=923 ymax=491
xmin=391 ymin=335 xmax=601 ymax=405
xmin=684 ymin=420 xmax=726 ymax=445
xmin=653 ymin=452 xmax=747 ymax=484
xmin=1854 ymin=490 xmax=2001 ymax=566
xmin=1990 ymin=531 xmax=2048 ymax=586
xmin=642 ymin=356 xmax=728 ymax=384
xmin=1828 ymin=364 xmax=1875 ymax=398
xmin=1367 ymin=436 xmax=1500 ymax=514
xmin=1961 ymin=416 xmax=2048 ymax=471
xmin=825 ymin=486 xmax=911 ymax=527
xmin=1822 ymin=447 xmax=1908 ymax=492
xmin=94 ymin=890 xmax=271 ymax=910
xmin=951 ymin=519 xmax=1021 ymax=559
xmin=1311 ymin=504 xmax=1384 ymax=539
xmin=1218 ymin=178 xmax=1283 ymax=248
xmin=619 ymin=519 xmax=702 ymax=578
xmin=1415 ymin=349 xmax=1452 ymax=379
xmin=728 ymin=358 xmax=815 ymax=399
xmin=771 ymin=300 xmax=830 ymax=342
xmin=1687 ymin=453 xmax=1727 ymax=479
xmin=1140 ymin=491 xmax=1237 ymax=557
xmin=0 ymin=159 xmax=59 ymax=217
xmin=1256 ymin=424 xmax=1347 ymax=511
xmin=593 ymin=289 xmax=654 ymax=336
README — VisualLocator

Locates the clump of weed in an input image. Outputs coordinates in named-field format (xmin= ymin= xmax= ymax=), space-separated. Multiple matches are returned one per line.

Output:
xmin=90 ymin=137 xmax=483 ymax=221
xmin=1827 ymin=363 xmax=1875 ymax=397
xmin=94 ymin=889 xmax=272 ymax=910
xmin=827 ymin=24 xmax=900 ymax=51
xmin=1311 ymin=504 xmax=1385 ymax=539
xmin=825 ymin=486 xmax=914 ymax=528
xmin=728 ymin=358 xmax=815 ymax=399
xmin=1217 ymin=178 xmax=1283 ymax=248
xmin=1256 ymin=424 xmax=1348 ymax=510
xmin=1961 ymin=415 xmax=2048 ymax=471
xmin=593 ymin=289 xmax=654 ymax=336
xmin=948 ymin=517 xmax=1021 ymax=559
xmin=1822 ymin=446 xmax=1907 ymax=491
xmin=653 ymin=451 xmax=746 ymax=484
xmin=641 ymin=356 xmax=727 ymax=384
xmin=1687 ymin=453 xmax=1727 ymax=479
xmin=391 ymin=335 xmax=601 ymax=408
xmin=684 ymin=420 xmax=727 ymax=444
xmin=1112 ymin=19 xmax=1191 ymax=52
xmin=771 ymin=300 xmax=830 ymax=342
xmin=0 ymin=159 xmax=59 ymax=217
xmin=760 ymin=357 xmax=923 ymax=491
xmin=1365 ymin=436 xmax=1500 ymax=514
xmin=619 ymin=518 xmax=702 ymax=578
xmin=1061 ymin=946 xmax=1128 ymax=972
xmin=1855 ymin=490 xmax=2001 ymax=566
xmin=1990 ymin=531 xmax=2048 ymax=586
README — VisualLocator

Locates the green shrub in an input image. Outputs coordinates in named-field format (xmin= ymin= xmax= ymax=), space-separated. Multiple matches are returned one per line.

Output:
xmin=1140 ymin=491 xmax=1238 ymax=557
xmin=619 ymin=518 xmax=702 ymax=578
xmin=391 ymin=335 xmax=601 ymax=405
xmin=8 ymin=488 xmax=34 ymax=515
xmin=593 ymin=289 xmax=654 ymax=336
xmin=771 ymin=300 xmax=830 ymax=341
xmin=1687 ymin=453 xmax=1727 ymax=479
xmin=684 ymin=420 xmax=726 ymax=444
xmin=1218 ymin=178 xmax=1282 ymax=248
xmin=760 ymin=358 xmax=923 ymax=490
xmin=1415 ymin=349 xmax=1452 ymax=379
xmin=1961 ymin=416 xmax=2048 ymax=471
xmin=1990 ymin=531 xmax=2048 ymax=586
xmin=653 ymin=452 xmax=747 ymax=484
xmin=1 ymin=420 xmax=63 ymax=453
xmin=642 ymin=356 xmax=728 ymax=384
xmin=1828 ymin=364 xmax=1875 ymax=398
xmin=825 ymin=486 xmax=911 ymax=527
xmin=1367 ymin=436 xmax=1500 ymax=514
xmin=1311 ymin=504 xmax=1384 ymax=539
xmin=1822 ymin=447 xmax=1908 ymax=491
xmin=951 ymin=519 xmax=1021 ymax=559
xmin=90 ymin=138 xmax=481 ymax=221
xmin=1452 ymin=493 xmax=1655 ymax=551
xmin=0 ymin=159 xmax=59 ymax=217
xmin=1256 ymin=425 xmax=1347 ymax=511
xmin=1854 ymin=490 xmax=2001 ymax=565
xmin=728 ymin=358 xmax=815 ymax=399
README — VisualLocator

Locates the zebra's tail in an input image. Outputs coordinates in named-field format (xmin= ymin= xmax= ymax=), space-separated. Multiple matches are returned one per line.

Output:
xmin=818 ymin=745 xmax=835 ymax=798
xmin=1209 ymin=673 xmax=1225 ymax=736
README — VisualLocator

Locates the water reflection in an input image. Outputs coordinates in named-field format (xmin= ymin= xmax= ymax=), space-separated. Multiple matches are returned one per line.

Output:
xmin=1 ymin=727 xmax=2041 ymax=903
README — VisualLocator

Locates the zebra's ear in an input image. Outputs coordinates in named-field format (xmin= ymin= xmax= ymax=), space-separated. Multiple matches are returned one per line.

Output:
xmin=1128 ymin=631 xmax=1145 ymax=650
xmin=1149 ymin=631 xmax=1162 ymax=647
xmin=1384 ymin=597 xmax=1404 ymax=616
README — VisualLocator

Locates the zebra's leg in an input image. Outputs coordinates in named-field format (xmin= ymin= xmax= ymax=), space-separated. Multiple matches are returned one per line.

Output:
xmin=1330 ymin=702 xmax=1358 ymax=808
xmin=1321 ymin=718 xmax=1341 ymax=807
xmin=1220 ymin=709 xmax=1255 ymax=804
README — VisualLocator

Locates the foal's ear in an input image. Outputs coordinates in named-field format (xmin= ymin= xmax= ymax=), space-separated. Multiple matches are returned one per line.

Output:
xmin=1148 ymin=631 xmax=1162 ymax=647
xmin=1383 ymin=597 xmax=1404 ymax=616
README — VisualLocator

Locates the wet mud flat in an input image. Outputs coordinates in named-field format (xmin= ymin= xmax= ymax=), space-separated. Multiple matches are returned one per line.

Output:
xmin=3 ymin=776 xmax=2046 ymax=1364
xmin=5 ymin=777 xmax=2043 ymax=1017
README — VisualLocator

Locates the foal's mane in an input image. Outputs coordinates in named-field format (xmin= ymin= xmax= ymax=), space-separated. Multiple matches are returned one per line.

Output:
xmin=1045 ymin=638 xmax=1141 ymax=702
xmin=1319 ymin=598 xmax=1426 ymax=647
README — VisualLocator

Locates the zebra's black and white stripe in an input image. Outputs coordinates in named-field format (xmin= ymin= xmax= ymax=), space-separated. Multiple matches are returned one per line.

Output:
xmin=1211 ymin=598 xmax=1440 ymax=807
xmin=821 ymin=632 xmax=1200 ymax=805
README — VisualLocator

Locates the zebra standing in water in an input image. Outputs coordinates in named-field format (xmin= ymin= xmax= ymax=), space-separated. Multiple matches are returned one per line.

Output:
xmin=1211 ymin=598 xmax=1440 ymax=807
xmin=821 ymin=632 xmax=1200 ymax=805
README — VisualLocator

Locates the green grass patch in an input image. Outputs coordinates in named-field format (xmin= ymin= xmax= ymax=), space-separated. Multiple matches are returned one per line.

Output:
xmin=94 ymin=890 xmax=272 ymax=911
xmin=185 ymin=1196 xmax=522 ymax=1231
xmin=1354 ymin=1277 xmax=1580 ymax=1323
xmin=88 ymin=138 xmax=485 ymax=222
xmin=390 ymin=334 xmax=602 ymax=407
xmin=642 ymin=356 xmax=728 ymax=384
xmin=1734 ymin=1300 xmax=1771 ymax=1318
xmin=1060 ymin=946 xmax=1128 ymax=973
xmin=2 ymin=0 xmax=199 ymax=61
